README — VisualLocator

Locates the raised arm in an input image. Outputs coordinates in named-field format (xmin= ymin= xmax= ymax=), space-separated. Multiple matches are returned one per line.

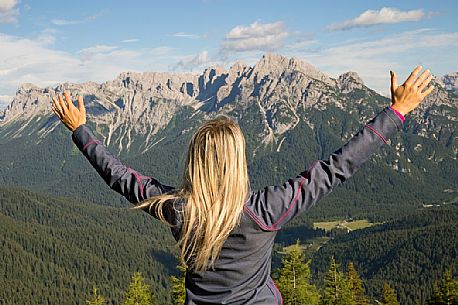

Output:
xmin=71 ymin=124 xmax=174 ymax=203
xmin=245 ymin=66 xmax=434 ymax=231
xmin=51 ymin=92 xmax=173 ymax=206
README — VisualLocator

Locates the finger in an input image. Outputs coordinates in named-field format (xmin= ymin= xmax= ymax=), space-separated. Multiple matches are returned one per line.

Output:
xmin=77 ymin=95 xmax=86 ymax=113
xmin=413 ymin=69 xmax=430 ymax=88
xmin=51 ymin=105 xmax=63 ymax=120
xmin=404 ymin=66 xmax=423 ymax=86
xmin=64 ymin=91 xmax=75 ymax=109
xmin=58 ymin=95 xmax=67 ymax=114
xmin=390 ymin=71 xmax=398 ymax=94
xmin=418 ymin=74 xmax=433 ymax=92
xmin=421 ymin=85 xmax=435 ymax=98
xmin=53 ymin=96 xmax=64 ymax=114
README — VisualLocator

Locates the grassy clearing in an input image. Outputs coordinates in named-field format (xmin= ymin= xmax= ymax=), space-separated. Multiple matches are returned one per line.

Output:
xmin=279 ymin=236 xmax=331 ymax=258
xmin=313 ymin=219 xmax=376 ymax=232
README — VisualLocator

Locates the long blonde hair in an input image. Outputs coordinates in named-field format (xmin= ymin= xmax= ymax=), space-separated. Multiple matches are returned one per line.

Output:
xmin=136 ymin=115 xmax=250 ymax=271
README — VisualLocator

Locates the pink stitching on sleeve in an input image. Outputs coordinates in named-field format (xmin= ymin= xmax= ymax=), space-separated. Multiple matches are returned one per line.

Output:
xmin=271 ymin=176 xmax=307 ymax=228
xmin=243 ymin=206 xmax=273 ymax=231
xmin=83 ymin=139 xmax=101 ymax=151
xmin=244 ymin=160 xmax=319 ymax=231
xmin=365 ymin=125 xmax=388 ymax=144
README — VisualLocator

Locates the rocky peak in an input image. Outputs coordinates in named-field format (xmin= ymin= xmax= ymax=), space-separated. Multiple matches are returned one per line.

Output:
xmin=229 ymin=61 xmax=249 ymax=76
xmin=0 ymin=84 xmax=49 ymax=124
xmin=250 ymin=53 xmax=335 ymax=87
xmin=439 ymin=72 xmax=458 ymax=93
xmin=338 ymin=71 xmax=365 ymax=93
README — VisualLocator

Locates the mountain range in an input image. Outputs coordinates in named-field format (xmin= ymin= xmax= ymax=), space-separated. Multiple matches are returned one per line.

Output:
xmin=1 ymin=53 xmax=456 ymax=213
xmin=0 ymin=53 xmax=457 ymax=304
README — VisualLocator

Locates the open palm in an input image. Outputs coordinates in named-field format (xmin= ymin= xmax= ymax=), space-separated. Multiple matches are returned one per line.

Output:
xmin=51 ymin=92 xmax=86 ymax=132
xmin=390 ymin=66 xmax=434 ymax=116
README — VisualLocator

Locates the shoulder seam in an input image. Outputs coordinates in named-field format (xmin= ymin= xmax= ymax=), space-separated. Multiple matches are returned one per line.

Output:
xmin=270 ymin=176 xmax=307 ymax=228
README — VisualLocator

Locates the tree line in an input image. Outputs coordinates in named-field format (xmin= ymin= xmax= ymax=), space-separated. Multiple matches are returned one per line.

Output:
xmin=88 ymin=242 xmax=458 ymax=305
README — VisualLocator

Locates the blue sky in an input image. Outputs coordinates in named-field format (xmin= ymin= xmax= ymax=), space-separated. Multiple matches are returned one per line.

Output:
xmin=0 ymin=0 xmax=457 ymax=109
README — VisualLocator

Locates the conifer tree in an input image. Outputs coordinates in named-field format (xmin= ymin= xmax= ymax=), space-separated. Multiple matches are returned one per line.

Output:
xmin=427 ymin=270 xmax=458 ymax=305
xmin=171 ymin=264 xmax=186 ymax=305
xmin=380 ymin=282 xmax=399 ymax=305
xmin=320 ymin=257 xmax=354 ymax=305
xmin=277 ymin=241 xmax=320 ymax=305
xmin=122 ymin=272 xmax=155 ymax=305
xmin=86 ymin=287 xmax=105 ymax=305
xmin=347 ymin=262 xmax=370 ymax=305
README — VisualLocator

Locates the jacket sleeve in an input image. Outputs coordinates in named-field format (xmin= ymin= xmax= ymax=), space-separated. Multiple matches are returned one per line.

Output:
xmin=244 ymin=106 xmax=405 ymax=231
xmin=71 ymin=124 xmax=174 ymax=206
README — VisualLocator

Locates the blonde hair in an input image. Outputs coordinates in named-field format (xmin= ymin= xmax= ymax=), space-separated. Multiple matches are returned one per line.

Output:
xmin=136 ymin=115 xmax=250 ymax=271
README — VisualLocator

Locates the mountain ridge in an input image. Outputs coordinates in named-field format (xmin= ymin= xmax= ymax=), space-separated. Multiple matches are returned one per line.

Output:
xmin=0 ymin=53 xmax=456 ymax=209
xmin=1 ymin=53 xmax=456 ymax=156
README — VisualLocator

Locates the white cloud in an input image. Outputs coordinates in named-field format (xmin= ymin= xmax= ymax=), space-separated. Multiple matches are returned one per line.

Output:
xmin=51 ymin=11 xmax=103 ymax=26
xmin=328 ymin=7 xmax=425 ymax=31
xmin=174 ymin=51 xmax=209 ymax=71
xmin=221 ymin=21 xmax=289 ymax=53
xmin=0 ymin=32 xmax=181 ymax=108
xmin=173 ymin=32 xmax=200 ymax=39
xmin=0 ymin=0 xmax=20 ymax=24
xmin=285 ymin=39 xmax=318 ymax=50
xmin=78 ymin=45 xmax=119 ymax=61
xmin=294 ymin=29 xmax=458 ymax=95
xmin=121 ymin=38 xmax=139 ymax=43
xmin=36 ymin=28 xmax=58 ymax=45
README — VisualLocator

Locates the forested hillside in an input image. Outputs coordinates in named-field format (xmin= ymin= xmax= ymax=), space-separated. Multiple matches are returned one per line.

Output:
xmin=0 ymin=187 xmax=178 ymax=305
xmin=310 ymin=205 xmax=458 ymax=305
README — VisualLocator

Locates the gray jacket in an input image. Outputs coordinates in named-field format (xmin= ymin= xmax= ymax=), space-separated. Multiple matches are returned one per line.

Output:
xmin=72 ymin=106 xmax=404 ymax=305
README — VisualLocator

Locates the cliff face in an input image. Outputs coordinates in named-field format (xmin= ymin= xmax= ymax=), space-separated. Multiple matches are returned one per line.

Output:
xmin=439 ymin=72 xmax=458 ymax=94
xmin=0 ymin=53 xmax=456 ymax=210
xmin=1 ymin=53 xmax=455 ymax=154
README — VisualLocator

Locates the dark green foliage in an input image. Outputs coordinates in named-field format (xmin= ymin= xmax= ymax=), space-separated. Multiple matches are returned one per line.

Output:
xmin=0 ymin=96 xmax=456 ymax=221
xmin=0 ymin=186 xmax=177 ymax=305
xmin=320 ymin=257 xmax=354 ymax=305
xmin=122 ymin=272 xmax=155 ymax=305
xmin=427 ymin=270 xmax=458 ymax=305
xmin=347 ymin=262 xmax=370 ymax=305
xmin=276 ymin=241 xmax=320 ymax=305
xmin=311 ymin=206 xmax=458 ymax=305
xmin=170 ymin=265 xmax=186 ymax=305
xmin=86 ymin=287 xmax=105 ymax=305
xmin=380 ymin=283 xmax=400 ymax=305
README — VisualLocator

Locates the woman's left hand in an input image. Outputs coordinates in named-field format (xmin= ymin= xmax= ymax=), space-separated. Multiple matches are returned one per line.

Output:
xmin=51 ymin=91 xmax=86 ymax=132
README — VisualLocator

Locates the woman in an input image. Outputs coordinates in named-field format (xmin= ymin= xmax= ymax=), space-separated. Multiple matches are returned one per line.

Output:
xmin=52 ymin=66 xmax=433 ymax=305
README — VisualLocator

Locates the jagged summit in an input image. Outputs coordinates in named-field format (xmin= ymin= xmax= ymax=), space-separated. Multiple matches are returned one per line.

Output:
xmin=0 ymin=54 xmax=338 ymax=126
xmin=438 ymin=72 xmax=458 ymax=93
xmin=338 ymin=71 xmax=364 ymax=93
xmin=1 ymin=54 xmax=456 ymax=153
xmin=250 ymin=53 xmax=335 ymax=86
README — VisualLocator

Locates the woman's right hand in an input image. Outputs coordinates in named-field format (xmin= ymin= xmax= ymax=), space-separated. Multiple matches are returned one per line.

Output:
xmin=390 ymin=66 xmax=434 ymax=116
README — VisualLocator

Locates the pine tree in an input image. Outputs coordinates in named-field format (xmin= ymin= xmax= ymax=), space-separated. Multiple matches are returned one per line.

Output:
xmin=380 ymin=282 xmax=399 ymax=305
xmin=427 ymin=270 xmax=458 ymax=305
xmin=86 ymin=287 xmax=105 ymax=305
xmin=277 ymin=241 xmax=320 ymax=305
xmin=122 ymin=272 xmax=155 ymax=305
xmin=170 ymin=264 xmax=186 ymax=305
xmin=347 ymin=262 xmax=370 ymax=305
xmin=320 ymin=257 xmax=354 ymax=305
